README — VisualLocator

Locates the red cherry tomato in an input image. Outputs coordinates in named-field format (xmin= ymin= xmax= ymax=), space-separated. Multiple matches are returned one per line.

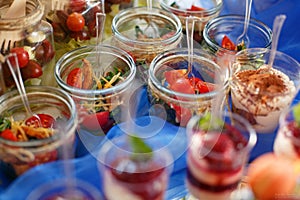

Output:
xmin=187 ymin=5 xmax=205 ymax=11
xmin=21 ymin=60 xmax=43 ymax=80
xmin=66 ymin=68 xmax=83 ymax=88
xmin=25 ymin=114 xmax=55 ymax=128
xmin=66 ymin=12 xmax=85 ymax=32
xmin=81 ymin=111 xmax=110 ymax=131
xmin=9 ymin=47 xmax=29 ymax=68
xmin=189 ymin=77 xmax=215 ymax=94
xmin=221 ymin=35 xmax=236 ymax=51
xmin=0 ymin=129 xmax=18 ymax=141
xmin=170 ymin=77 xmax=195 ymax=94
xmin=164 ymin=69 xmax=187 ymax=85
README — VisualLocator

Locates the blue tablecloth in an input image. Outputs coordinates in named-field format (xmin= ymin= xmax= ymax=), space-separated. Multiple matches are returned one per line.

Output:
xmin=1 ymin=0 xmax=300 ymax=199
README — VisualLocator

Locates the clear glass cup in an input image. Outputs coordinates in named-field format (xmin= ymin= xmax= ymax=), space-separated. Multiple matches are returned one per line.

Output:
xmin=148 ymin=48 xmax=230 ymax=127
xmin=111 ymin=6 xmax=182 ymax=83
xmin=230 ymin=48 xmax=300 ymax=134
xmin=0 ymin=0 xmax=56 ymax=89
xmin=26 ymin=178 xmax=104 ymax=200
xmin=185 ymin=112 xmax=257 ymax=200
xmin=273 ymin=104 xmax=300 ymax=160
xmin=202 ymin=15 xmax=272 ymax=69
xmin=160 ymin=0 xmax=223 ymax=44
xmin=0 ymin=86 xmax=78 ymax=177
xmin=97 ymin=134 xmax=173 ymax=200
xmin=55 ymin=45 xmax=136 ymax=138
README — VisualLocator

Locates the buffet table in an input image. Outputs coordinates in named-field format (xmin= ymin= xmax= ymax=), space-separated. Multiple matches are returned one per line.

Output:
xmin=1 ymin=0 xmax=300 ymax=199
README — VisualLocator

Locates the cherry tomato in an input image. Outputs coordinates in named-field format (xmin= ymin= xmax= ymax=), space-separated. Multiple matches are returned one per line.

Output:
xmin=189 ymin=77 xmax=215 ymax=94
xmin=69 ymin=0 xmax=86 ymax=13
xmin=66 ymin=67 xmax=83 ymax=88
xmin=35 ymin=39 xmax=55 ymax=64
xmin=170 ymin=78 xmax=195 ymax=94
xmin=164 ymin=69 xmax=187 ymax=85
xmin=0 ymin=129 xmax=18 ymax=141
xmin=21 ymin=60 xmax=43 ymax=80
xmin=25 ymin=114 xmax=55 ymax=128
xmin=221 ymin=35 xmax=236 ymax=51
xmin=9 ymin=47 xmax=29 ymax=68
xmin=187 ymin=5 xmax=205 ymax=11
xmin=81 ymin=111 xmax=110 ymax=131
xmin=66 ymin=12 xmax=85 ymax=32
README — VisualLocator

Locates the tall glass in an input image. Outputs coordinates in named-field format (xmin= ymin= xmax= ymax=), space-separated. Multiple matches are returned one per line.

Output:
xmin=97 ymin=134 xmax=173 ymax=200
xmin=230 ymin=48 xmax=300 ymax=134
xmin=202 ymin=15 xmax=272 ymax=69
xmin=148 ymin=48 xmax=230 ymax=127
xmin=186 ymin=112 xmax=257 ymax=200
xmin=0 ymin=86 xmax=78 ymax=177
xmin=111 ymin=6 xmax=182 ymax=83
xmin=273 ymin=104 xmax=300 ymax=160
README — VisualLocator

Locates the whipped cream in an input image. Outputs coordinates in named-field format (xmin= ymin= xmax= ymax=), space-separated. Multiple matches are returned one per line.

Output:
xmin=231 ymin=65 xmax=296 ymax=133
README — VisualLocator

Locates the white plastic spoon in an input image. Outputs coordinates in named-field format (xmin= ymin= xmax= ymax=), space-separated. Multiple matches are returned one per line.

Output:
xmin=236 ymin=0 xmax=253 ymax=48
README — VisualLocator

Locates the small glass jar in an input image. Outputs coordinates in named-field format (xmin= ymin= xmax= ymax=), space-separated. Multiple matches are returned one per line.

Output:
xmin=202 ymin=15 xmax=272 ymax=69
xmin=43 ymin=0 xmax=106 ymax=61
xmin=111 ymin=6 xmax=182 ymax=83
xmin=0 ymin=86 xmax=78 ymax=178
xmin=0 ymin=0 xmax=56 ymax=90
xmin=55 ymin=45 xmax=136 ymax=140
xmin=148 ymin=48 xmax=230 ymax=127
xmin=160 ymin=0 xmax=223 ymax=44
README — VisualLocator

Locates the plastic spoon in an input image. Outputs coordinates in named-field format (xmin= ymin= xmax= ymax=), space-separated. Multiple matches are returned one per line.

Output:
xmin=185 ymin=16 xmax=196 ymax=77
xmin=236 ymin=0 xmax=253 ymax=48
xmin=3 ymin=0 xmax=26 ymax=18
xmin=268 ymin=14 xmax=287 ymax=69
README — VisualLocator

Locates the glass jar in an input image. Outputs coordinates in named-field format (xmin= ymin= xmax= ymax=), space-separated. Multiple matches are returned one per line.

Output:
xmin=148 ymin=48 xmax=230 ymax=127
xmin=111 ymin=6 xmax=182 ymax=83
xmin=202 ymin=15 xmax=272 ymax=69
xmin=0 ymin=86 xmax=78 ymax=178
xmin=55 ymin=45 xmax=136 ymax=147
xmin=43 ymin=0 xmax=106 ymax=61
xmin=0 ymin=0 xmax=56 ymax=90
xmin=160 ymin=0 xmax=223 ymax=44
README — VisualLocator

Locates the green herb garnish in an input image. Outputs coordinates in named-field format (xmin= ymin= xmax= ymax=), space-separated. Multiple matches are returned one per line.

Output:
xmin=129 ymin=135 xmax=153 ymax=162
xmin=0 ymin=117 xmax=11 ymax=132
xmin=197 ymin=112 xmax=224 ymax=131
xmin=293 ymin=103 xmax=300 ymax=126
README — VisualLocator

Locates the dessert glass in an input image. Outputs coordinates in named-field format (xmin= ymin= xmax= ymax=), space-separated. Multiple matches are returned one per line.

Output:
xmin=160 ymin=0 xmax=223 ymax=44
xmin=230 ymin=48 xmax=300 ymax=134
xmin=111 ymin=6 xmax=182 ymax=83
xmin=0 ymin=0 xmax=56 ymax=89
xmin=97 ymin=134 xmax=173 ymax=200
xmin=202 ymin=15 xmax=272 ymax=69
xmin=273 ymin=104 xmax=300 ymax=160
xmin=55 ymin=45 xmax=136 ymax=138
xmin=185 ymin=112 xmax=257 ymax=200
xmin=26 ymin=178 xmax=104 ymax=200
xmin=0 ymin=86 xmax=78 ymax=177
xmin=148 ymin=48 xmax=230 ymax=127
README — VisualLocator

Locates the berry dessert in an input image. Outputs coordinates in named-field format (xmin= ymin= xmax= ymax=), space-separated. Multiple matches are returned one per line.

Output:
xmin=273 ymin=103 xmax=300 ymax=160
xmin=231 ymin=64 xmax=296 ymax=133
xmin=186 ymin=113 xmax=255 ymax=200
xmin=101 ymin=135 xmax=170 ymax=200
xmin=0 ymin=114 xmax=59 ymax=176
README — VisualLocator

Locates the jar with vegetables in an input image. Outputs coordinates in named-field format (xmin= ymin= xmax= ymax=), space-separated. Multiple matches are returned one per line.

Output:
xmin=0 ymin=0 xmax=56 ymax=92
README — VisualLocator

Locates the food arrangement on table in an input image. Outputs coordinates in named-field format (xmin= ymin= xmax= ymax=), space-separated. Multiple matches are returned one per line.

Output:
xmin=1 ymin=0 xmax=300 ymax=199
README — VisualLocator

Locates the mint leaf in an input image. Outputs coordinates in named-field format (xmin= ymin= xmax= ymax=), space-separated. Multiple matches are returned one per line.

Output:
xmin=129 ymin=135 xmax=153 ymax=162
xmin=198 ymin=112 xmax=224 ymax=131
xmin=293 ymin=104 xmax=300 ymax=126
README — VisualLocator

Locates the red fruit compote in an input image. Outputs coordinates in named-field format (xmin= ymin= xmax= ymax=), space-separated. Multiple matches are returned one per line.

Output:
xmin=186 ymin=112 xmax=257 ymax=200
xmin=98 ymin=135 xmax=173 ymax=200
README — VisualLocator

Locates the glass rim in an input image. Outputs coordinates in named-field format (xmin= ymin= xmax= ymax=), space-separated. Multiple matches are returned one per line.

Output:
xmin=0 ymin=85 xmax=78 ymax=148
xmin=279 ymin=105 xmax=300 ymax=144
xmin=203 ymin=14 xmax=273 ymax=52
xmin=186 ymin=112 xmax=257 ymax=157
xmin=160 ymin=0 xmax=223 ymax=16
xmin=112 ymin=6 xmax=183 ymax=46
xmin=55 ymin=45 xmax=137 ymax=96
xmin=148 ymin=48 xmax=230 ymax=100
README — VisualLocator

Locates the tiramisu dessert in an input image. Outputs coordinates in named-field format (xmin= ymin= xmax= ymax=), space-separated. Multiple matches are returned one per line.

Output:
xmin=273 ymin=103 xmax=300 ymax=160
xmin=186 ymin=113 xmax=254 ymax=200
xmin=231 ymin=64 xmax=296 ymax=133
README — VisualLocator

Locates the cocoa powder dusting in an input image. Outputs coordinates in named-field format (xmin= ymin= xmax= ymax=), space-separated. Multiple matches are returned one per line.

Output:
xmin=236 ymin=69 xmax=287 ymax=94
